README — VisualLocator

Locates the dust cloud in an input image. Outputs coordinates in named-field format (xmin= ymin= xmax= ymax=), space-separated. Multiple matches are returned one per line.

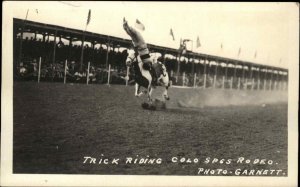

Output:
xmin=167 ymin=88 xmax=288 ymax=108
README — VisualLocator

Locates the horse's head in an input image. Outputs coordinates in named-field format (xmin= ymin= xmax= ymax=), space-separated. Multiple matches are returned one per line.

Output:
xmin=125 ymin=49 xmax=138 ymax=67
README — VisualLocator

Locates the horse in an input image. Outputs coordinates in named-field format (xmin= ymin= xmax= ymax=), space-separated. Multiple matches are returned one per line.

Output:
xmin=125 ymin=50 xmax=170 ymax=103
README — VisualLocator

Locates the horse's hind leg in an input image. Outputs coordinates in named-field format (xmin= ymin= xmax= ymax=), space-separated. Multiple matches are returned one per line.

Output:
xmin=163 ymin=86 xmax=170 ymax=100
xmin=147 ymin=85 xmax=153 ymax=103
xmin=161 ymin=74 xmax=170 ymax=101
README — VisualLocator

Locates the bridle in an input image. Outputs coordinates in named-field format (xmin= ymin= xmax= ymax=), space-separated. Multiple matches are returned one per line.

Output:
xmin=126 ymin=52 xmax=138 ymax=67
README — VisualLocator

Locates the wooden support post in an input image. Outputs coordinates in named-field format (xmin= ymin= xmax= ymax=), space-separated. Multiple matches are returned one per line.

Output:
xmin=285 ymin=80 xmax=288 ymax=90
xmin=233 ymin=62 xmax=237 ymax=89
xmin=105 ymin=42 xmax=110 ymax=70
xmin=284 ymin=73 xmax=288 ymax=90
xmin=170 ymin=70 xmax=174 ymax=86
xmin=193 ymin=73 xmax=197 ymax=88
xmin=269 ymin=69 xmax=273 ymax=90
xmin=257 ymin=68 xmax=260 ymax=90
xmin=251 ymin=78 xmax=255 ymax=90
xmin=182 ymin=72 xmax=185 ymax=86
xmin=277 ymin=72 xmax=281 ymax=90
xmin=18 ymin=18 xmax=29 ymax=65
xmin=191 ymin=56 xmax=195 ymax=75
xmin=18 ymin=29 xmax=24 ymax=65
xmin=230 ymin=76 xmax=233 ymax=89
xmin=80 ymin=34 xmax=86 ymax=71
xmin=203 ymin=59 xmax=207 ymax=89
xmin=244 ymin=76 xmax=248 ymax=90
xmin=177 ymin=55 xmax=181 ymax=79
xmin=38 ymin=57 xmax=41 ymax=83
xmin=225 ymin=63 xmax=228 ymax=89
xmin=263 ymin=68 xmax=267 ymax=91
xmin=222 ymin=76 xmax=225 ymax=89
xmin=64 ymin=60 xmax=67 ymax=84
xmin=42 ymin=33 xmax=46 ymax=42
xmin=91 ymin=41 xmax=95 ymax=65
xmin=241 ymin=66 xmax=245 ymax=90
xmin=275 ymin=71 xmax=279 ymax=90
xmin=274 ymin=72 xmax=277 ymax=90
xmin=107 ymin=63 xmax=111 ymax=85
xmin=41 ymin=33 xmax=46 ymax=61
xmin=68 ymin=36 xmax=73 ymax=60
xmin=162 ymin=51 xmax=166 ymax=64
xmin=52 ymin=30 xmax=57 ymax=64
xmin=197 ymin=58 xmax=201 ymax=81
xmin=281 ymin=72 xmax=284 ymax=90
xmin=278 ymin=80 xmax=282 ymax=90
xmin=126 ymin=66 xmax=129 ymax=86
xmin=213 ymin=62 xmax=218 ymax=88
xmin=249 ymin=66 xmax=253 ymax=90
xmin=86 ymin=62 xmax=90 ymax=85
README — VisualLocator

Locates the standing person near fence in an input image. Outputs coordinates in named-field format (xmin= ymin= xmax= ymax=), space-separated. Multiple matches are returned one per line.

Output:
xmin=122 ymin=18 xmax=157 ymax=84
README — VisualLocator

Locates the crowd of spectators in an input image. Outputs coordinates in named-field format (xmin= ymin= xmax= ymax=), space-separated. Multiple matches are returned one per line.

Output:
xmin=14 ymin=36 xmax=132 ymax=84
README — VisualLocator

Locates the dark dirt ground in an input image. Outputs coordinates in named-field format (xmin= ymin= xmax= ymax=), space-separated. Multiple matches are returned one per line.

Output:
xmin=13 ymin=82 xmax=288 ymax=175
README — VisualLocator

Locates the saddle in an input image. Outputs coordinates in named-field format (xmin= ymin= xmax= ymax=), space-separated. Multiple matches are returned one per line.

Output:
xmin=150 ymin=62 xmax=166 ymax=86
xmin=142 ymin=62 xmax=158 ymax=85
xmin=135 ymin=51 xmax=166 ymax=86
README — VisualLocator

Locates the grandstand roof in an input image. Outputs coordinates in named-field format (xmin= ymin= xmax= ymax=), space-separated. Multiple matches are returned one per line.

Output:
xmin=14 ymin=18 xmax=287 ymax=72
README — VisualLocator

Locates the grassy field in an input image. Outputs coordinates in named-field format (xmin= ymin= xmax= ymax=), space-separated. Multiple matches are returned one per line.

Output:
xmin=13 ymin=82 xmax=288 ymax=175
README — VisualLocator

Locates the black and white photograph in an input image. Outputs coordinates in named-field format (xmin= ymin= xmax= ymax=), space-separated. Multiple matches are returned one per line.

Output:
xmin=1 ymin=1 xmax=298 ymax=186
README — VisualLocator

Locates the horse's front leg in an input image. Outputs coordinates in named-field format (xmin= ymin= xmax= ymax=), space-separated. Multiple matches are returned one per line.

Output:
xmin=135 ymin=83 xmax=144 ymax=97
xmin=135 ymin=83 xmax=140 ymax=97
xmin=147 ymin=84 xmax=153 ymax=103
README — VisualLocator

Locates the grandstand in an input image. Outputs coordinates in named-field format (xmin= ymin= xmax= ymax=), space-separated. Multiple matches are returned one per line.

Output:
xmin=13 ymin=18 xmax=288 ymax=90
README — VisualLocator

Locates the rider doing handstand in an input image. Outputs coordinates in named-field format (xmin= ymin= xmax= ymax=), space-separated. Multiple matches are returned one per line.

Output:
xmin=123 ymin=18 xmax=158 ymax=84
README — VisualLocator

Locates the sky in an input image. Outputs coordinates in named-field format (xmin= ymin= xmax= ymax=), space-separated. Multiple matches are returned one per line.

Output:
xmin=10 ymin=1 xmax=299 ymax=69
